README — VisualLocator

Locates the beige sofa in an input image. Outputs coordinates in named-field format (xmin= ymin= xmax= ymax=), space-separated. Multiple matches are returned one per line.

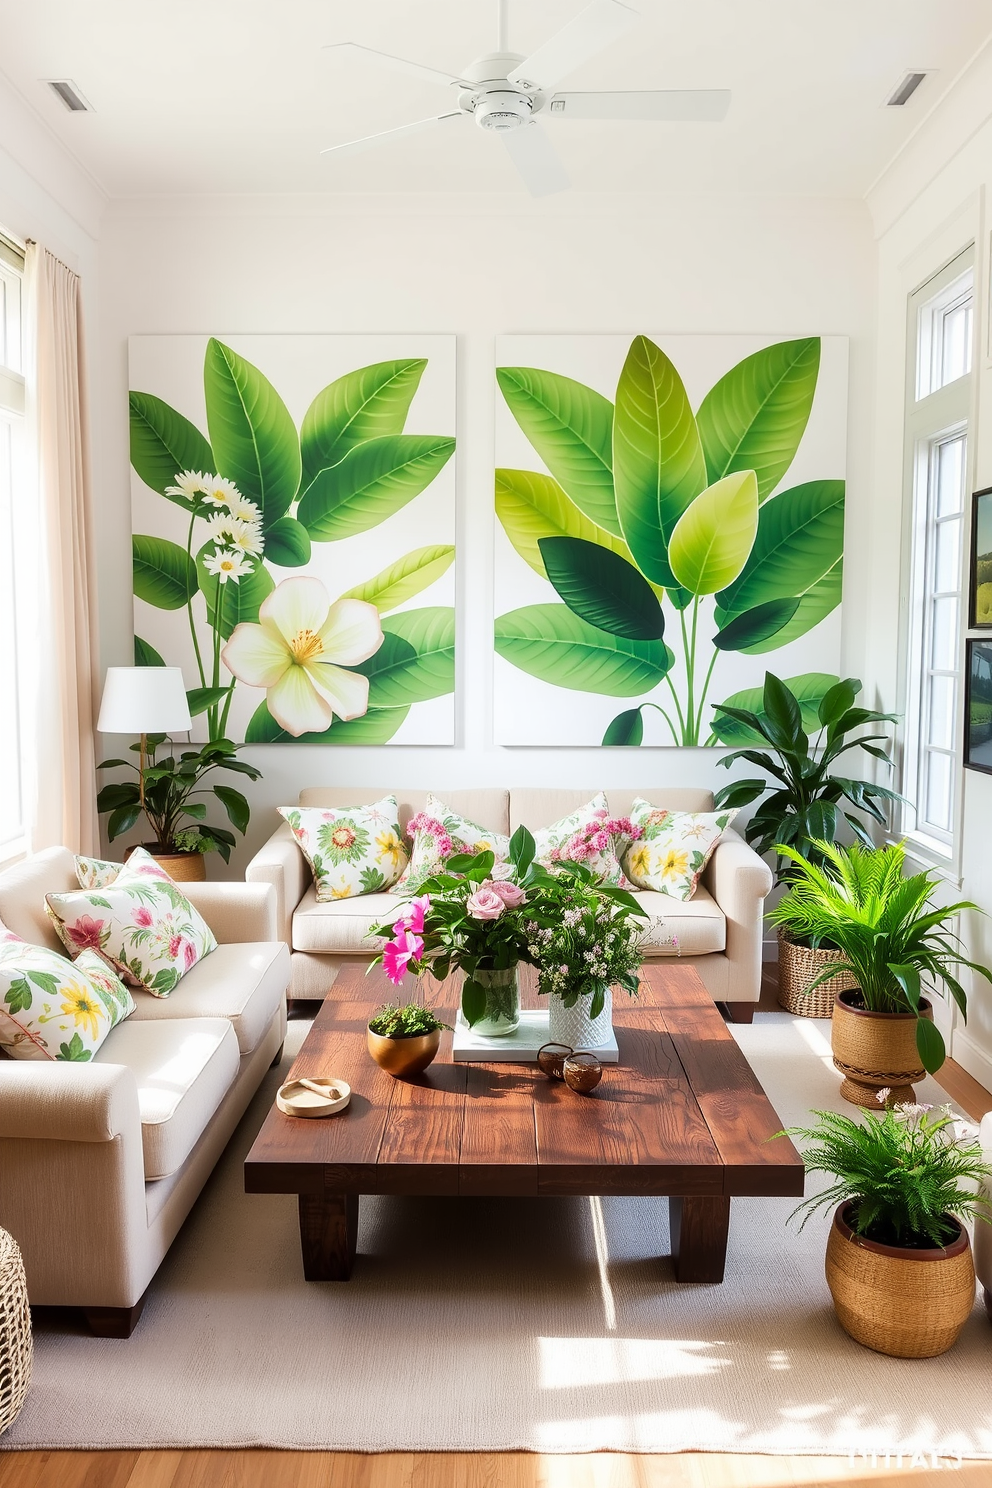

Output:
xmin=0 ymin=846 xmax=290 ymax=1336
xmin=246 ymin=787 xmax=772 ymax=1016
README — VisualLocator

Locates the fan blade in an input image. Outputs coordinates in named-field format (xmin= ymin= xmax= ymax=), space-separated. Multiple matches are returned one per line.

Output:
xmin=500 ymin=122 xmax=571 ymax=197
xmin=324 ymin=42 xmax=473 ymax=91
xmin=321 ymin=112 xmax=464 ymax=158
xmin=507 ymin=0 xmax=638 ymax=92
xmin=548 ymin=89 xmax=730 ymax=121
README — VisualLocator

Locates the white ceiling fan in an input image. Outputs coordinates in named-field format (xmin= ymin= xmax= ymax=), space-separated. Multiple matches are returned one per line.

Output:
xmin=321 ymin=0 xmax=730 ymax=196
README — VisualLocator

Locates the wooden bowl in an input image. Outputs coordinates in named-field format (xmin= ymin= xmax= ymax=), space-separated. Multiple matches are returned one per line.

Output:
xmin=367 ymin=1027 xmax=441 ymax=1078
xmin=276 ymin=1077 xmax=351 ymax=1118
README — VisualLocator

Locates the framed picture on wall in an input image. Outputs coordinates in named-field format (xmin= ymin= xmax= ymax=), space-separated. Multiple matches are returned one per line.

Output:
xmin=964 ymin=638 xmax=992 ymax=773
xmin=970 ymin=486 xmax=992 ymax=628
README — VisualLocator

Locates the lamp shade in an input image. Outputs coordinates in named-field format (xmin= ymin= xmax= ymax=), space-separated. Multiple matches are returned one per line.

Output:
xmin=97 ymin=667 xmax=192 ymax=734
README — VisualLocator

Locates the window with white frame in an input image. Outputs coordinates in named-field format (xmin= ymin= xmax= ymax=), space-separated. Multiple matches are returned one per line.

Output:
xmin=902 ymin=250 xmax=974 ymax=856
xmin=0 ymin=232 xmax=27 ymax=862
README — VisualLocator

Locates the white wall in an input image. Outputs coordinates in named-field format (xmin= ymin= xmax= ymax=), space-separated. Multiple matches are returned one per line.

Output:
xmin=96 ymin=189 xmax=876 ymax=873
xmin=865 ymin=39 xmax=992 ymax=1090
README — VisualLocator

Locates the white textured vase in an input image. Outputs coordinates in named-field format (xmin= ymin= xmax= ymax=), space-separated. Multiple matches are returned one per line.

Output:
xmin=548 ymin=986 xmax=613 ymax=1050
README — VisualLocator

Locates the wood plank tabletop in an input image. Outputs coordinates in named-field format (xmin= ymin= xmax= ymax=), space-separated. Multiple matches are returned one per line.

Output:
xmin=244 ymin=960 xmax=804 ymax=1200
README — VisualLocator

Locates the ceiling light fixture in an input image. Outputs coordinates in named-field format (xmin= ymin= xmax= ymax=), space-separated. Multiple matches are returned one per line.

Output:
xmin=885 ymin=71 xmax=930 ymax=107
xmin=44 ymin=79 xmax=92 ymax=112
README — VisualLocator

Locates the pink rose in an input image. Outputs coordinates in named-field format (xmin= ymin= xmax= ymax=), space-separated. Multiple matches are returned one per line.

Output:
xmin=488 ymin=879 xmax=526 ymax=908
xmin=133 ymin=907 xmax=153 ymax=928
xmin=466 ymin=886 xmax=505 ymax=920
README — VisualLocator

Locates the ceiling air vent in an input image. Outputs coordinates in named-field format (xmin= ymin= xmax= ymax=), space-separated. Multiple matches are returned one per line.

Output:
xmin=886 ymin=71 xmax=929 ymax=107
xmin=45 ymin=79 xmax=92 ymax=112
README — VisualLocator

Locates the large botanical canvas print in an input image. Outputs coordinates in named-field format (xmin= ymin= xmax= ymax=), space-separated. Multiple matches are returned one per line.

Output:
xmin=129 ymin=335 xmax=456 ymax=744
xmin=494 ymin=334 xmax=848 ymax=746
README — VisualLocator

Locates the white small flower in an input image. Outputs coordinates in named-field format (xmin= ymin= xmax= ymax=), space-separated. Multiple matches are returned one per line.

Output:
xmin=875 ymin=1087 xmax=892 ymax=1105
xmin=224 ymin=491 xmax=262 ymax=523
xmin=203 ymin=474 xmax=244 ymax=508
xmin=227 ymin=520 xmax=265 ymax=556
xmin=203 ymin=547 xmax=252 ymax=585
xmin=165 ymin=469 xmax=211 ymax=502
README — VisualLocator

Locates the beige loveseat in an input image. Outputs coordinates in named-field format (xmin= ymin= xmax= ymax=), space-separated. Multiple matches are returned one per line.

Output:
xmin=0 ymin=846 xmax=290 ymax=1336
xmin=246 ymin=787 xmax=772 ymax=1016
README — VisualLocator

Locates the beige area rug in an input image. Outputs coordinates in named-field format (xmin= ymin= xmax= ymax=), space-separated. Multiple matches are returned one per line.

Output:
xmin=4 ymin=1011 xmax=992 ymax=1457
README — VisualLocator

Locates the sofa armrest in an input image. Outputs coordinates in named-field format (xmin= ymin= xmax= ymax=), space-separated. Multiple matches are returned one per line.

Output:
xmin=182 ymin=880 xmax=277 ymax=944
xmin=0 ymin=1061 xmax=140 ymax=1142
xmin=701 ymin=828 xmax=773 ymax=1003
xmin=245 ymin=822 xmax=308 ymax=947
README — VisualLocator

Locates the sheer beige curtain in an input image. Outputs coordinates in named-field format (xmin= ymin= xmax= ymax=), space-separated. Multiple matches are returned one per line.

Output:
xmin=24 ymin=243 xmax=100 ymax=855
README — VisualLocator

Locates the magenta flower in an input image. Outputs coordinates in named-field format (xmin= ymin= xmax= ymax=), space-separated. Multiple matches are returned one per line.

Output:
xmin=488 ymin=879 xmax=526 ymax=908
xmin=465 ymin=886 xmax=505 ymax=920
xmin=394 ymin=895 xmax=430 ymax=936
xmin=382 ymin=927 xmax=424 ymax=985
xmin=65 ymin=915 xmax=107 ymax=953
xmin=133 ymin=907 xmax=153 ymax=928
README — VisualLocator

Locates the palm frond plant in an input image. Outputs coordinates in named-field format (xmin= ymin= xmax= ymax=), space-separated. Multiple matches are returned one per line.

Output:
xmin=769 ymin=838 xmax=992 ymax=1074
xmin=712 ymin=672 xmax=903 ymax=879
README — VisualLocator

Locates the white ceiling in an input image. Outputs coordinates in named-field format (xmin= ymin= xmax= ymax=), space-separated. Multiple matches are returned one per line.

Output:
xmin=2 ymin=0 xmax=991 ymax=199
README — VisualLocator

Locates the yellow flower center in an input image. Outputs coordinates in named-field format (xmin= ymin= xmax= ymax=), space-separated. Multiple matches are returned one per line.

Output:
xmin=290 ymin=628 xmax=323 ymax=663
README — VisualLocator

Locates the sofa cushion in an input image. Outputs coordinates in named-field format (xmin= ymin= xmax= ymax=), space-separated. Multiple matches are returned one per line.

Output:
xmin=278 ymin=797 xmax=408 ymax=902
xmin=0 ymin=934 xmax=135 ymax=1061
xmin=126 ymin=941 xmax=288 ymax=1055
xmin=395 ymin=794 xmax=511 ymax=892
xmin=293 ymin=888 xmax=394 ymax=954
xmin=623 ymin=801 xmax=738 ymax=902
xmin=530 ymin=792 xmax=637 ymax=887
xmin=94 ymin=1016 xmax=240 ymax=1180
xmin=299 ymin=788 xmax=510 ymax=837
xmin=633 ymin=886 xmax=726 ymax=957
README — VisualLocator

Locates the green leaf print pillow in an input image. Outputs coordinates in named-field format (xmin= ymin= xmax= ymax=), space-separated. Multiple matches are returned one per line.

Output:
xmin=622 ymin=800 xmax=738 ymax=902
xmin=279 ymin=796 xmax=408 ymax=903
xmin=0 ymin=926 xmax=135 ymax=1061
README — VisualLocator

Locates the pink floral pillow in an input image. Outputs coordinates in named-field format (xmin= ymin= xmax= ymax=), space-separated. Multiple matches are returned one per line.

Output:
xmin=532 ymin=793 xmax=641 ymax=888
xmin=45 ymin=846 xmax=217 ymax=998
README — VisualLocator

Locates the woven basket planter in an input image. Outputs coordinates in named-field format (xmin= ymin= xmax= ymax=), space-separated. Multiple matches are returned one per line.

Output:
xmin=825 ymin=1203 xmax=976 ymax=1357
xmin=0 ymin=1228 xmax=31 ymax=1436
xmin=777 ymin=930 xmax=857 ymax=1017
xmin=831 ymin=990 xmax=932 ymax=1107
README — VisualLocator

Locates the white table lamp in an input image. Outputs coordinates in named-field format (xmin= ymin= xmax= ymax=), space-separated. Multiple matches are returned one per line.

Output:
xmin=97 ymin=667 xmax=192 ymax=809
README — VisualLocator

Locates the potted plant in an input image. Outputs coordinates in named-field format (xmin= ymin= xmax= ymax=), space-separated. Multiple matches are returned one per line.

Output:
xmin=770 ymin=839 xmax=992 ymax=1103
xmin=371 ymin=827 xmax=541 ymax=1036
xmin=97 ymin=734 xmax=261 ymax=880
xmin=712 ymin=672 xmax=903 ymax=1016
xmin=783 ymin=1099 xmax=992 ymax=1357
xmin=366 ymin=1002 xmax=451 ymax=1079
xmin=523 ymin=860 xmax=648 ymax=1048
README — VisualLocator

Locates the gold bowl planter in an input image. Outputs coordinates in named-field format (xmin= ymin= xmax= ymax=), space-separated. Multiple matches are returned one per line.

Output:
xmin=367 ymin=1027 xmax=441 ymax=1079
xmin=831 ymin=990 xmax=932 ymax=1107
xmin=825 ymin=1203 xmax=976 ymax=1358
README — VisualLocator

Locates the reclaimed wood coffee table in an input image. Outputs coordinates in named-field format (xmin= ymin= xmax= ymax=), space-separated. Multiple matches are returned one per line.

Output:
xmin=244 ymin=962 xmax=804 ymax=1283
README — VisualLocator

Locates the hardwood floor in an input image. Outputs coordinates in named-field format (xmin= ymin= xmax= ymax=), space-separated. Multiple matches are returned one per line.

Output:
xmin=2 ymin=969 xmax=989 ymax=1488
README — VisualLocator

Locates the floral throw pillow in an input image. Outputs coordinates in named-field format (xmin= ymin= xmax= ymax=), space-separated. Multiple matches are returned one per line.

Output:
xmin=74 ymin=853 xmax=174 ymax=890
xmin=45 ymin=846 xmax=217 ymax=998
xmin=395 ymin=794 xmax=511 ymax=893
xmin=622 ymin=800 xmax=738 ymax=902
xmin=0 ymin=928 xmax=135 ymax=1062
xmin=532 ymin=793 xmax=640 ymax=888
xmin=279 ymin=797 xmax=408 ymax=902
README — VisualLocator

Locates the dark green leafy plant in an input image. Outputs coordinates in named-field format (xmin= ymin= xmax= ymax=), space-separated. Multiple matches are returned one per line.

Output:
xmin=782 ymin=1103 xmax=992 ymax=1249
xmin=769 ymin=838 xmax=992 ymax=1072
xmin=97 ymin=734 xmax=261 ymax=862
xmin=712 ymin=672 xmax=903 ymax=877
xmin=367 ymin=1004 xmax=450 ymax=1039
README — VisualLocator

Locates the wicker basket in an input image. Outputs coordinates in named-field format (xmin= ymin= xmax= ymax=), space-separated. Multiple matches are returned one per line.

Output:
xmin=0 ymin=1228 xmax=31 ymax=1436
xmin=825 ymin=1203 xmax=976 ymax=1358
xmin=777 ymin=929 xmax=857 ymax=1017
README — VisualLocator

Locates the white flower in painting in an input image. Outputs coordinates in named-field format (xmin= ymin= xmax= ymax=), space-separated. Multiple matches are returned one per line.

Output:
xmin=224 ymin=491 xmax=262 ymax=524
xmin=203 ymin=547 xmax=252 ymax=585
xmin=165 ymin=469 xmax=211 ymax=502
xmin=221 ymin=576 xmax=383 ymax=737
xmin=202 ymin=474 xmax=244 ymax=508
xmin=205 ymin=513 xmax=264 ymax=555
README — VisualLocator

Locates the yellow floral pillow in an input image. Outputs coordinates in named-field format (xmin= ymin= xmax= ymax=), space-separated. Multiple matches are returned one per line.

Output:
xmin=0 ymin=927 xmax=135 ymax=1062
xmin=622 ymin=800 xmax=737 ymax=902
xmin=279 ymin=796 xmax=408 ymax=902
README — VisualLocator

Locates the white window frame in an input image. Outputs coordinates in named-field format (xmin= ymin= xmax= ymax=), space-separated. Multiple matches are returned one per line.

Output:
xmin=899 ymin=248 xmax=976 ymax=868
xmin=0 ymin=230 xmax=29 ymax=867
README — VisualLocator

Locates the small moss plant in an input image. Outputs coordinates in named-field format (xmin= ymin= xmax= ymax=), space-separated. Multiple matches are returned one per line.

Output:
xmin=367 ymin=1003 xmax=450 ymax=1040
xmin=782 ymin=1096 xmax=992 ymax=1250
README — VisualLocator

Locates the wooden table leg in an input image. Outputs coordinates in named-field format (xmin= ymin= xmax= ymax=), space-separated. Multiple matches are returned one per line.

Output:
xmin=298 ymin=1192 xmax=359 ymax=1281
xmin=669 ymin=1195 xmax=731 ymax=1282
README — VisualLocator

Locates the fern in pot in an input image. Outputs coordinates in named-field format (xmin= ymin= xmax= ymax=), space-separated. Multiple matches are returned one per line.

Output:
xmin=770 ymin=838 xmax=992 ymax=1104
xmin=783 ymin=1099 xmax=992 ymax=1358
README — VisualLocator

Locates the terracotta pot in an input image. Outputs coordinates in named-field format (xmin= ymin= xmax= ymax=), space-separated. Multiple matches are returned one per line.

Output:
xmin=366 ymin=1026 xmax=441 ymax=1079
xmin=825 ymin=1202 xmax=976 ymax=1358
xmin=127 ymin=844 xmax=206 ymax=882
xmin=830 ymin=989 xmax=932 ymax=1107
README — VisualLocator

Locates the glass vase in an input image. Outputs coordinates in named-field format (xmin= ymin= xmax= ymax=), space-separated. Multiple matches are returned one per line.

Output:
xmin=463 ymin=964 xmax=521 ymax=1037
xmin=549 ymin=985 xmax=613 ymax=1049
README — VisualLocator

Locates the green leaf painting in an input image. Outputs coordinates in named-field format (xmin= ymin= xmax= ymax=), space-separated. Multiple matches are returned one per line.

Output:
xmin=129 ymin=336 xmax=455 ymax=744
xmin=495 ymin=334 xmax=846 ymax=745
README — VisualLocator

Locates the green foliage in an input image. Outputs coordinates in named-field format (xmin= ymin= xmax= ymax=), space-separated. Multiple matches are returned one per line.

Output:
xmin=203 ymin=337 xmax=301 ymax=528
xmin=5 ymin=978 xmax=32 ymax=1015
xmin=712 ymin=672 xmax=903 ymax=875
xmin=602 ymin=707 xmax=644 ymax=746
xmin=195 ymin=540 xmax=275 ymax=640
xmin=494 ymin=468 xmax=650 ymax=584
xmin=770 ymin=838 xmax=992 ymax=1072
xmin=538 ymin=536 xmax=664 ymax=640
xmin=129 ymin=391 xmax=215 ymax=505
xmin=300 ymin=358 xmax=427 ymax=486
xmin=262 ymin=515 xmax=311 ymax=568
xmin=367 ymin=1003 xmax=449 ymax=1038
xmin=782 ymin=1104 xmax=992 ymax=1249
xmin=524 ymin=860 xmax=647 ymax=1014
xmin=57 ymin=1033 xmax=92 ymax=1062
xmin=667 ymin=470 xmax=759 ymax=596
xmin=340 ymin=545 xmax=455 ymax=613
xmin=132 ymin=536 xmax=198 ymax=611
xmin=134 ymin=636 xmax=165 ymax=667
xmin=495 ymin=605 xmax=674 ymax=696
xmin=359 ymin=608 xmax=455 ymax=706
xmin=96 ymin=736 xmax=261 ymax=862
xmin=244 ymin=700 xmax=410 ymax=745
xmin=297 ymin=434 xmax=455 ymax=541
